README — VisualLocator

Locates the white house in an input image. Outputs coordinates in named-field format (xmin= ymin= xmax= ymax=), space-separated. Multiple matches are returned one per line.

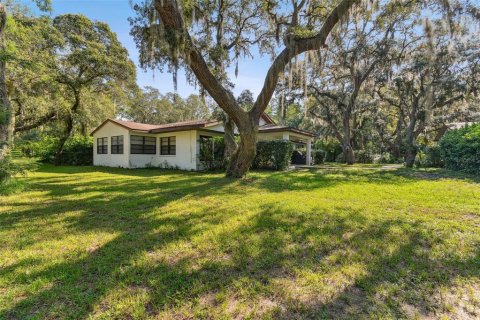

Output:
xmin=91 ymin=114 xmax=314 ymax=170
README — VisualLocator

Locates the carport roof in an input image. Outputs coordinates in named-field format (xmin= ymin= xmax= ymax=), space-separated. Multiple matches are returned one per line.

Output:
xmin=258 ymin=124 xmax=316 ymax=137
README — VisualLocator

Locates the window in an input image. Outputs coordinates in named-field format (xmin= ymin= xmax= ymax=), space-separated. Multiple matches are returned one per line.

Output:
xmin=199 ymin=135 xmax=223 ymax=161
xmin=97 ymin=137 xmax=108 ymax=154
xmin=130 ymin=135 xmax=156 ymax=154
xmin=160 ymin=136 xmax=176 ymax=155
xmin=111 ymin=135 xmax=124 ymax=154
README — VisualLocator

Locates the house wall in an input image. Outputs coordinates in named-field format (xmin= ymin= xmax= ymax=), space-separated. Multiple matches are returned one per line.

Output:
xmin=93 ymin=122 xmax=199 ymax=170
xmin=129 ymin=130 xmax=198 ymax=170
xmin=93 ymin=121 xmax=130 ymax=167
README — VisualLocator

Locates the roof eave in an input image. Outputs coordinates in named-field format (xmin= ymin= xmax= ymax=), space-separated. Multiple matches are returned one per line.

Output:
xmin=259 ymin=127 xmax=316 ymax=137
xmin=149 ymin=124 xmax=205 ymax=133
xmin=90 ymin=119 xmax=135 ymax=136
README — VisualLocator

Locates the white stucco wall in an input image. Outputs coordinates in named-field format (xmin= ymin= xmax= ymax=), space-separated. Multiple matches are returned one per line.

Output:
xmin=93 ymin=122 xmax=199 ymax=170
xmin=93 ymin=121 xmax=130 ymax=167
xmin=128 ymin=130 xmax=198 ymax=170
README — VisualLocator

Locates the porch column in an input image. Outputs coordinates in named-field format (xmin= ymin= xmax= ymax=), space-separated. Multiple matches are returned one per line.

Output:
xmin=306 ymin=138 xmax=312 ymax=165
xmin=282 ymin=132 xmax=290 ymax=140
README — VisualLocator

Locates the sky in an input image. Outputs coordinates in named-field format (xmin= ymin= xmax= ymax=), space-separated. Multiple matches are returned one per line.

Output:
xmin=22 ymin=0 xmax=272 ymax=98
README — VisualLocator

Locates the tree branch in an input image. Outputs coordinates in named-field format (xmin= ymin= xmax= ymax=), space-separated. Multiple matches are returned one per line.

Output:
xmin=154 ymin=0 xmax=246 ymax=126
xmin=14 ymin=110 xmax=57 ymax=133
xmin=252 ymin=0 xmax=359 ymax=119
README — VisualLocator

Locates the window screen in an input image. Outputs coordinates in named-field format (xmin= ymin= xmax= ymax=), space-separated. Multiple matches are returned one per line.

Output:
xmin=160 ymin=137 xmax=176 ymax=155
xmin=97 ymin=137 xmax=108 ymax=154
xmin=131 ymin=135 xmax=156 ymax=154
xmin=111 ymin=135 xmax=124 ymax=154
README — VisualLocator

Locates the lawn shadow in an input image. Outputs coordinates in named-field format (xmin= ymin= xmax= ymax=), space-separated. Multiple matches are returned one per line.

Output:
xmin=117 ymin=203 xmax=480 ymax=318
xmin=253 ymin=165 xmax=479 ymax=193
xmin=2 ymin=166 xmax=479 ymax=318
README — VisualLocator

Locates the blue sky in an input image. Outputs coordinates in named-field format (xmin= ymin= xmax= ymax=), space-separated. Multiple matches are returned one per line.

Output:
xmin=22 ymin=0 xmax=272 ymax=98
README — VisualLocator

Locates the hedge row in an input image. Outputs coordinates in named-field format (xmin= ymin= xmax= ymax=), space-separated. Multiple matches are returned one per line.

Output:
xmin=252 ymin=140 xmax=294 ymax=170
xmin=199 ymin=138 xmax=294 ymax=171
xmin=21 ymin=136 xmax=93 ymax=166
xmin=439 ymin=124 xmax=480 ymax=174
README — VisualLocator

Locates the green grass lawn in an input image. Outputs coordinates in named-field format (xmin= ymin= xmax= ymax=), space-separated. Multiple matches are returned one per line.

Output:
xmin=1 ymin=164 xmax=479 ymax=319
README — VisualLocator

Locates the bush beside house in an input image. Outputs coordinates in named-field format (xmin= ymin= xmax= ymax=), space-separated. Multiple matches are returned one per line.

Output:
xmin=199 ymin=138 xmax=294 ymax=171
xmin=252 ymin=140 xmax=294 ymax=171
xmin=21 ymin=136 xmax=93 ymax=166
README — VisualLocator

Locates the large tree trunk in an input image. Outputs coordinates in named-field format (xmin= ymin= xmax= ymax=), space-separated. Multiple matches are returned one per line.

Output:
xmin=404 ymin=111 xmax=417 ymax=168
xmin=54 ymin=113 xmax=74 ymax=166
xmin=389 ymin=127 xmax=403 ymax=159
xmin=223 ymin=115 xmax=237 ymax=161
xmin=0 ymin=4 xmax=12 ymax=159
xmin=342 ymin=112 xmax=355 ymax=165
xmin=55 ymin=93 xmax=80 ymax=166
xmin=342 ymin=141 xmax=355 ymax=164
xmin=226 ymin=119 xmax=257 ymax=178
xmin=405 ymin=148 xmax=417 ymax=168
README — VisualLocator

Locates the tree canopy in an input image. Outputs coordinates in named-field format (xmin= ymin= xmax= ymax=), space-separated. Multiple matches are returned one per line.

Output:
xmin=129 ymin=0 xmax=479 ymax=176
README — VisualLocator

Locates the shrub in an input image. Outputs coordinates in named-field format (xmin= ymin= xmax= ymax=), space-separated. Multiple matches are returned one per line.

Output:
xmin=335 ymin=152 xmax=344 ymax=163
xmin=0 ymin=155 xmax=25 ymax=185
xmin=199 ymin=139 xmax=293 ymax=171
xmin=415 ymin=145 xmax=443 ymax=168
xmin=199 ymin=136 xmax=226 ymax=170
xmin=355 ymin=150 xmax=374 ymax=164
xmin=22 ymin=135 xmax=93 ymax=166
xmin=314 ymin=140 xmax=342 ymax=162
xmin=0 ymin=178 xmax=27 ymax=195
xmin=61 ymin=136 xmax=93 ymax=166
xmin=312 ymin=149 xmax=326 ymax=164
xmin=20 ymin=135 xmax=58 ymax=162
xmin=377 ymin=153 xmax=403 ymax=164
xmin=439 ymin=123 xmax=480 ymax=173
xmin=253 ymin=140 xmax=294 ymax=170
